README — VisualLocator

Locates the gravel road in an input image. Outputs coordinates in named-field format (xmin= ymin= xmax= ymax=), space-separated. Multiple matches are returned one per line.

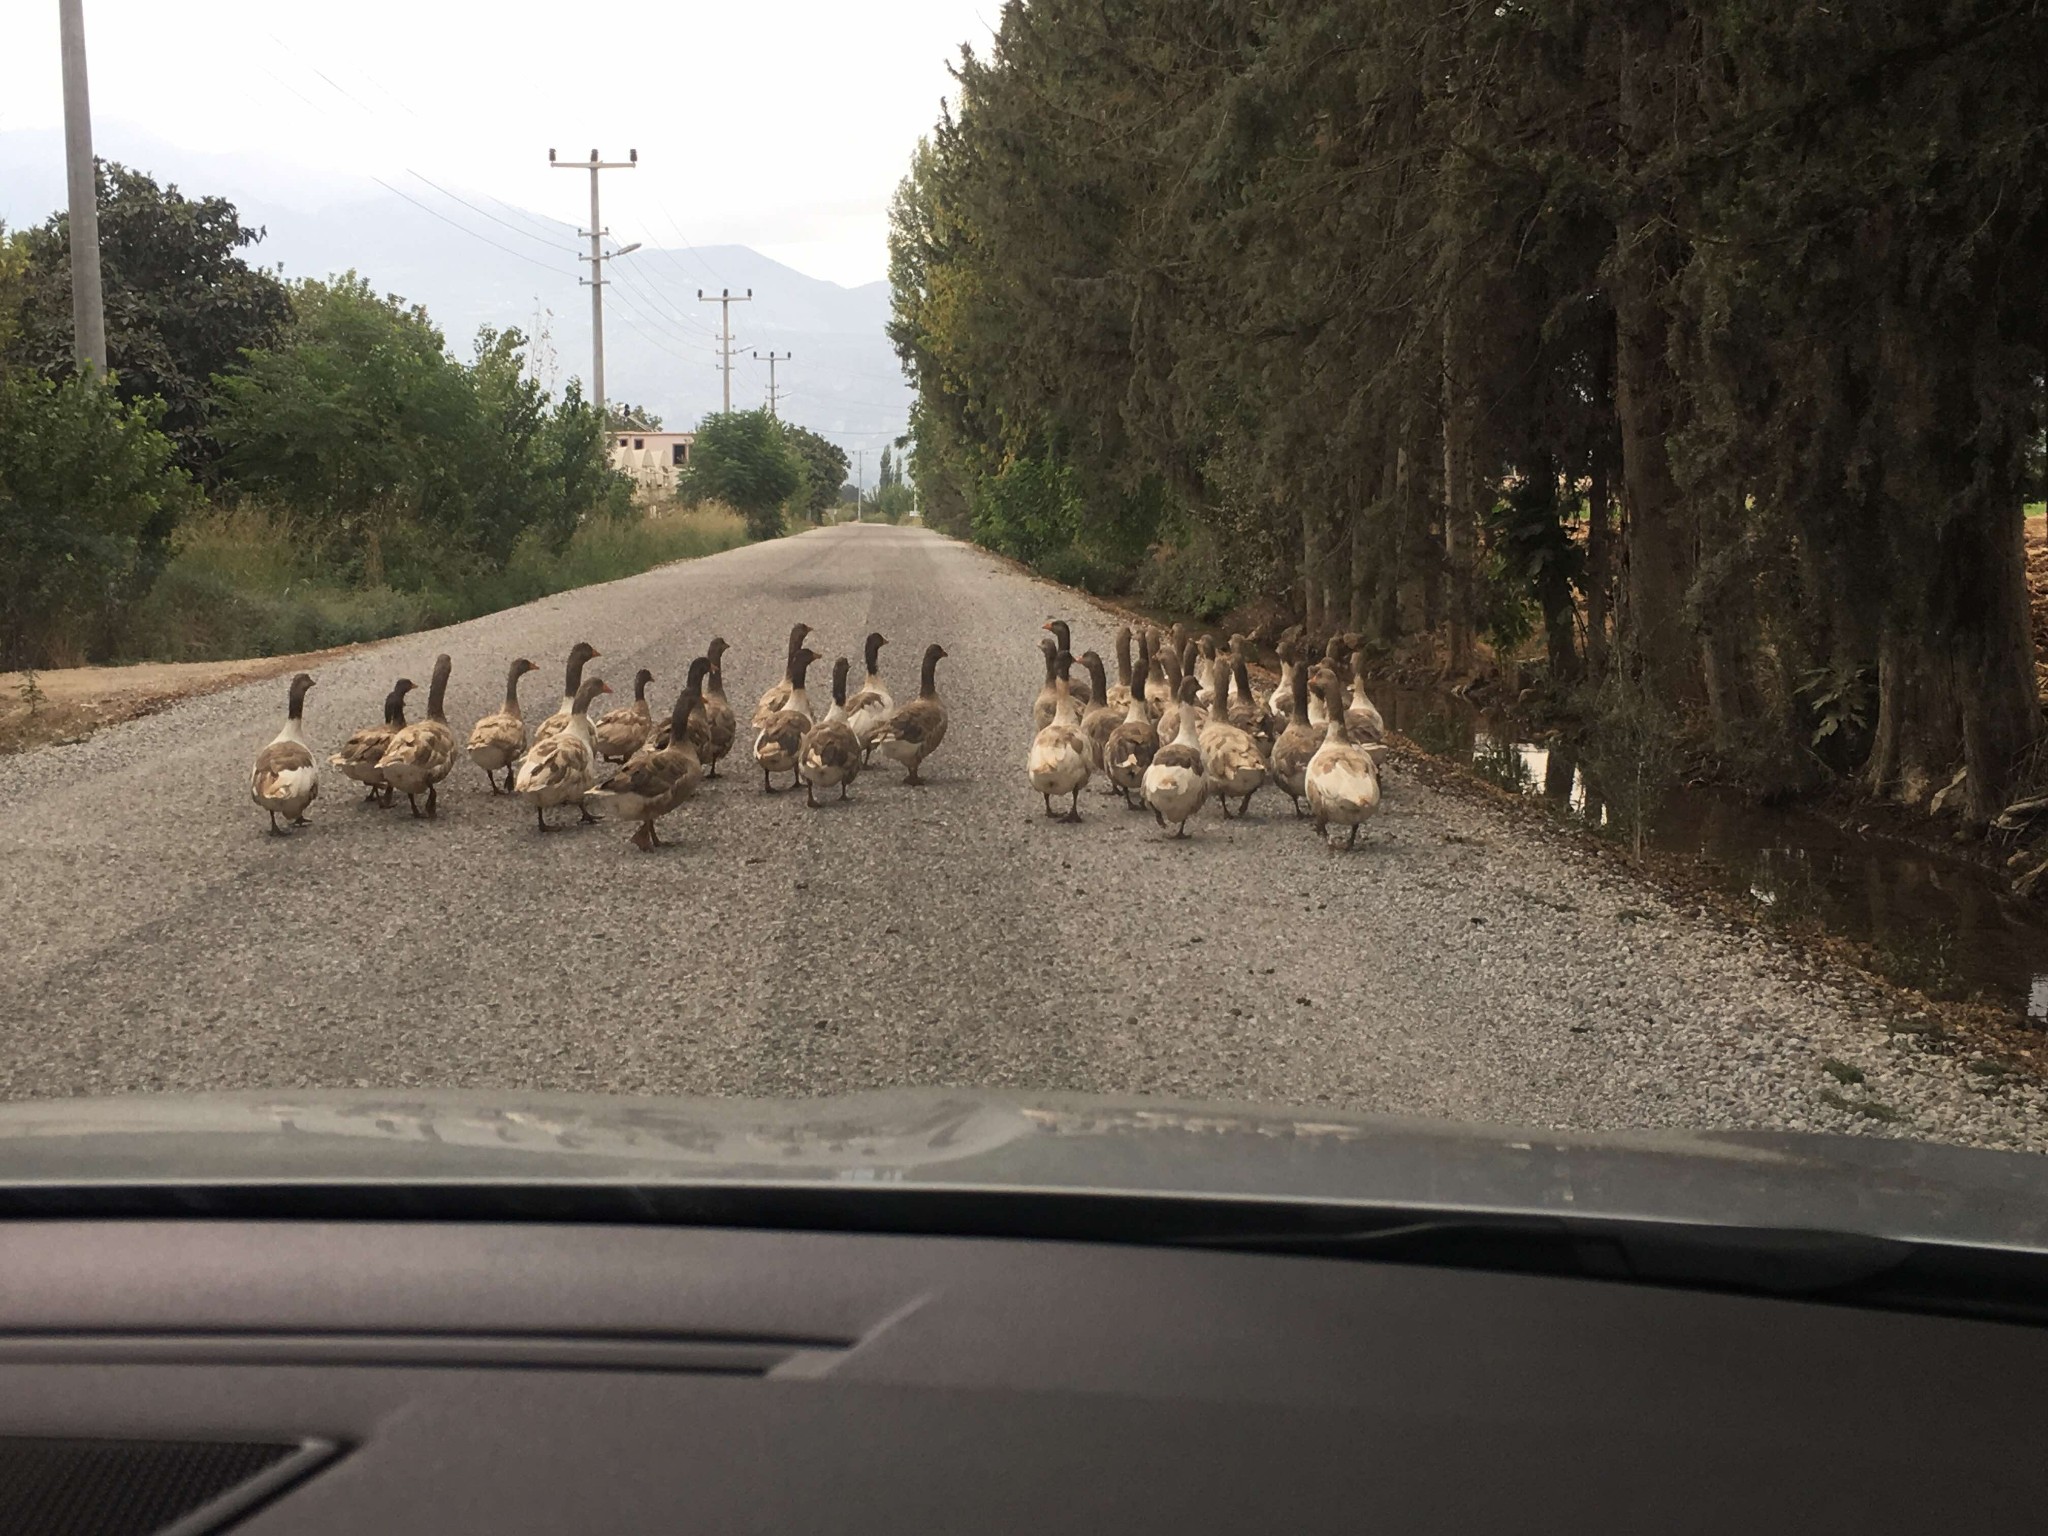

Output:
xmin=1 ymin=524 xmax=2042 ymax=1150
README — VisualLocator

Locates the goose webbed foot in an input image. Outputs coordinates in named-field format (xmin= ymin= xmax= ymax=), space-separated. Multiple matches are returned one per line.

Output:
xmin=579 ymin=804 xmax=600 ymax=824
xmin=291 ymin=814 xmax=311 ymax=827
xmin=406 ymin=794 xmax=424 ymax=818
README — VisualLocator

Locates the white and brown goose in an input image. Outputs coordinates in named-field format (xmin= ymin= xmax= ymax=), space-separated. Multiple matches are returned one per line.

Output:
xmin=1305 ymin=672 xmax=1381 ymax=848
xmin=1345 ymin=649 xmax=1386 ymax=744
xmin=594 ymin=668 xmax=656 ymax=763
xmin=1198 ymin=663 xmax=1269 ymax=818
xmin=1040 ymin=620 xmax=1093 ymax=708
xmin=1027 ymin=650 xmax=1093 ymax=822
xmin=1143 ymin=626 xmax=1175 ymax=716
xmin=799 ymin=657 xmax=863 ymax=807
xmin=588 ymin=666 xmax=705 ymax=851
xmin=1141 ymin=675 xmax=1208 ymax=837
xmin=869 ymin=643 xmax=950 ymax=785
xmin=1104 ymin=625 xmax=1135 ymax=714
xmin=376 ymin=654 xmax=458 ymax=818
xmin=514 ymin=675 xmax=611 ymax=831
xmin=1031 ymin=635 xmax=1062 ymax=732
xmin=465 ymin=657 xmax=537 ymax=793
xmin=753 ymin=622 xmax=815 ymax=729
xmin=531 ymin=641 xmax=602 ymax=753
xmin=700 ymin=636 xmax=737 ymax=776
xmin=250 ymin=672 xmax=320 ymax=835
xmin=843 ymin=631 xmax=895 ymax=762
xmin=1268 ymin=662 xmax=1321 ymax=818
xmin=1102 ymin=653 xmax=1159 ymax=809
xmin=1077 ymin=649 xmax=1125 ymax=772
xmin=331 ymin=677 xmax=416 ymax=805
xmin=753 ymin=646 xmax=821 ymax=793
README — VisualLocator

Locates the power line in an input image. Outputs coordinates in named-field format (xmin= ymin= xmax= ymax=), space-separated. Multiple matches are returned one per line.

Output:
xmin=408 ymin=171 xmax=579 ymax=254
xmin=368 ymin=176 xmax=568 ymax=275
xmin=608 ymin=257 xmax=718 ymax=338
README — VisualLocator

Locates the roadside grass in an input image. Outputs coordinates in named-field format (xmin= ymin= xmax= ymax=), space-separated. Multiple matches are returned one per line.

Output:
xmin=122 ymin=501 xmax=748 ymax=663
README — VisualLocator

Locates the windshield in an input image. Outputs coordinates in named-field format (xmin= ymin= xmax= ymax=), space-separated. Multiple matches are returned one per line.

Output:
xmin=0 ymin=1 xmax=2044 ymax=1212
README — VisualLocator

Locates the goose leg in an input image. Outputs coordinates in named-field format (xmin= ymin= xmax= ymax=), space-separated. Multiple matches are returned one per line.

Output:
xmin=1347 ymin=823 xmax=1360 ymax=848
xmin=761 ymin=766 xmax=776 ymax=794
xmin=268 ymin=810 xmax=283 ymax=835
xmin=1290 ymin=795 xmax=1304 ymax=818
xmin=1173 ymin=822 xmax=1188 ymax=839
xmin=1152 ymin=808 xmax=1166 ymax=828
xmin=291 ymin=813 xmax=311 ymax=827
xmin=1043 ymin=794 xmax=1056 ymax=818
xmin=426 ymin=784 xmax=439 ymax=818
xmin=1239 ymin=791 xmax=1255 ymax=817
xmin=1063 ymin=791 xmax=1082 ymax=824
xmin=807 ymin=780 xmax=820 ymax=808
xmin=407 ymin=794 xmax=423 ymax=818
xmin=536 ymin=804 xmax=550 ymax=832
xmin=839 ymin=781 xmax=849 ymax=800
xmin=579 ymin=802 xmax=600 ymax=824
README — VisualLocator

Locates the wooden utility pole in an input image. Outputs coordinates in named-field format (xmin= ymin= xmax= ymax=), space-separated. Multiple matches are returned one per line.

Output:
xmin=59 ymin=0 xmax=106 ymax=372
xmin=753 ymin=350 xmax=789 ymax=417
xmin=549 ymin=147 xmax=637 ymax=414
xmin=699 ymin=287 xmax=753 ymax=412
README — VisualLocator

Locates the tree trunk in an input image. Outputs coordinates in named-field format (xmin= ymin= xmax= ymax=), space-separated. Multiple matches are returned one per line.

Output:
xmin=1955 ymin=494 xmax=2042 ymax=825
xmin=1584 ymin=333 xmax=1615 ymax=676
xmin=1441 ymin=313 xmax=1478 ymax=677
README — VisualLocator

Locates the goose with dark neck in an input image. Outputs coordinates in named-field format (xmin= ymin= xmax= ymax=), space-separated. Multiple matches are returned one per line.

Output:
xmin=1304 ymin=671 xmax=1381 ymax=847
xmin=514 ymin=674 xmax=612 ymax=831
xmin=251 ymin=672 xmax=320 ymax=834
xmin=331 ymin=677 xmax=416 ymax=805
xmin=1268 ymin=661 xmax=1321 ymax=817
xmin=1141 ymin=674 xmax=1208 ymax=836
xmin=1032 ymin=635 xmax=1062 ymax=732
xmin=588 ymin=660 xmax=706 ymax=850
xmin=1078 ymin=649 xmax=1124 ymax=774
xmin=1040 ymin=620 xmax=1092 ymax=707
xmin=375 ymin=654 xmax=458 ymax=818
xmin=1102 ymin=653 xmax=1159 ymax=808
xmin=464 ymin=657 xmax=537 ymax=793
xmin=869 ymin=643 xmax=950 ymax=785
xmin=753 ymin=622 xmax=815 ymax=729
xmin=532 ymin=641 xmax=602 ymax=752
xmin=699 ymin=636 xmax=736 ymax=775
xmin=1027 ymin=650 xmax=1093 ymax=822
xmin=1197 ymin=660 xmax=1269 ymax=818
xmin=753 ymin=646 xmax=820 ymax=792
xmin=595 ymin=667 xmax=656 ymax=763
xmin=798 ymin=656 xmax=863 ymax=806
xmin=842 ymin=630 xmax=895 ymax=763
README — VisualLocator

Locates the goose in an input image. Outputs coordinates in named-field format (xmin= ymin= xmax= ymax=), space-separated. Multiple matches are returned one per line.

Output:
xmin=1305 ymin=673 xmax=1382 ymax=847
xmin=1345 ymin=649 xmax=1386 ymax=743
xmin=1193 ymin=634 xmax=1221 ymax=708
xmin=1027 ymin=650 xmax=1093 ymax=821
xmin=594 ymin=668 xmax=656 ymax=763
xmin=700 ymin=637 xmax=737 ymax=777
xmin=753 ymin=622 xmax=814 ymax=729
xmin=652 ymin=656 xmax=711 ymax=754
xmin=514 ymin=675 xmax=610 ymax=830
xmin=1077 ymin=650 xmax=1123 ymax=769
xmin=587 ymin=672 xmax=704 ymax=851
xmin=1228 ymin=655 xmax=1263 ymax=735
xmin=870 ymin=643 xmax=950 ymax=785
xmin=464 ymin=658 xmax=537 ymax=793
xmin=799 ymin=657 xmax=863 ymax=807
xmin=753 ymin=646 xmax=820 ymax=793
xmin=1105 ymin=626 xmax=1135 ymax=713
xmin=1198 ymin=664 xmax=1269 ymax=818
xmin=376 ymin=653 xmax=457 ymax=818
xmin=842 ymin=631 xmax=895 ymax=762
xmin=1305 ymin=633 xmax=1359 ymax=728
xmin=1154 ymin=642 xmax=1191 ymax=743
xmin=1143 ymin=627 xmax=1174 ymax=716
xmin=1268 ymin=662 xmax=1321 ymax=818
xmin=1265 ymin=636 xmax=1303 ymax=728
xmin=1040 ymin=620 xmax=1093 ymax=707
xmin=250 ymin=672 xmax=320 ymax=834
xmin=1142 ymin=675 xmax=1208 ymax=837
xmin=1031 ymin=635 xmax=1062 ymax=731
xmin=331 ymin=678 xmax=416 ymax=805
xmin=1102 ymin=655 xmax=1159 ymax=808
xmin=532 ymin=641 xmax=602 ymax=753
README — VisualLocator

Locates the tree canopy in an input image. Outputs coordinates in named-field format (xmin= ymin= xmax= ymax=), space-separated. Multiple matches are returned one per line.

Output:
xmin=6 ymin=163 xmax=291 ymax=475
xmin=686 ymin=409 xmax=801 ymax=540
xmin=781 ymin=423 xmax=850 ymax=523
xmin=889 ymin=0 xmax=2048 ymax=825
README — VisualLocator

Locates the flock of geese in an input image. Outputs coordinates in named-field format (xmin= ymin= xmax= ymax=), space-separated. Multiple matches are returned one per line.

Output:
xmin=1026 ymin=619 xmax=1387 ymax=845
xmin=247 ymin=612 xmax=1385 ymax=849
xmin=246 ymin=626 xmax=951 ymax=850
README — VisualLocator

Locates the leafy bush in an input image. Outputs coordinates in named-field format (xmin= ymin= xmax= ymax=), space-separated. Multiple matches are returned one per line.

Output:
xmin=684 ymin=410 xmax=800 ymax=541
xmin=1036 ymin=544 xmax=1134 ymax=596
xmin=0 ymin=370 xmax=194 ymax=667
xmin=972 ymin=456 xmax=1081 ymax=563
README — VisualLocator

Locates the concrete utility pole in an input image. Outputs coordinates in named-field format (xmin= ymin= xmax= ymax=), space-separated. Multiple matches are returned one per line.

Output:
xmin=698 ymin=287 xmax=752 ymax=413
xmin=59 ymin=0 xmax=106 ymax=372
xmin=753 ymin=350 xmax=789 ymax=418
xmin=549 ymin=147 xmax=637 ymax=415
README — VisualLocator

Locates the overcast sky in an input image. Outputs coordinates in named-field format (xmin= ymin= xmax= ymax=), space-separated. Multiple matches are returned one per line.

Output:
xmin=1 ymin=0 xmax=997 ymax=286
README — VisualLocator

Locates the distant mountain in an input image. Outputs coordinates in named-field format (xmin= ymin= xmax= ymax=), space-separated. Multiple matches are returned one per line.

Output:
xmin=0 ymin=127 xmax=910 ymax=465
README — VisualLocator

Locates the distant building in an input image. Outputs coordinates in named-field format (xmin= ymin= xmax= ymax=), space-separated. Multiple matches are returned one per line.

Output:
xmin=609 ymin=430 xmax=695 ymax=491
